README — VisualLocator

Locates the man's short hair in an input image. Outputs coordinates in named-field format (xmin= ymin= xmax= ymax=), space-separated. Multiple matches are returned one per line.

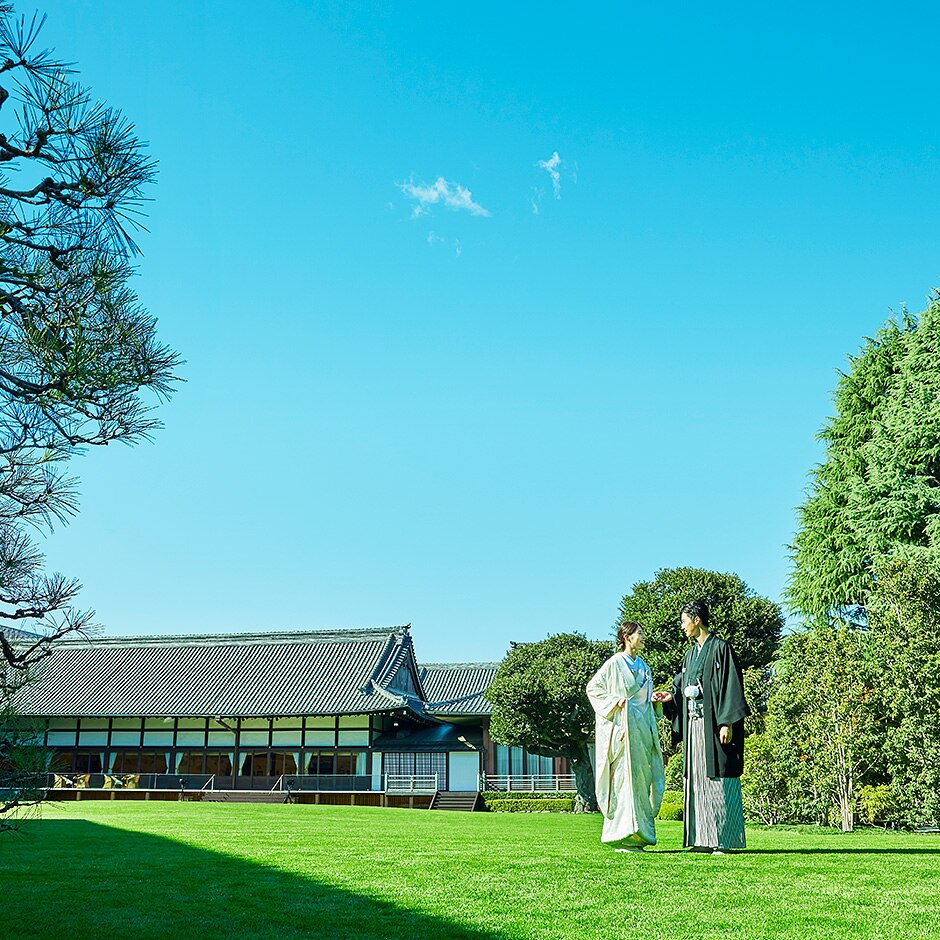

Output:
xmin=680 ymin=598 xmax=710 ymax=627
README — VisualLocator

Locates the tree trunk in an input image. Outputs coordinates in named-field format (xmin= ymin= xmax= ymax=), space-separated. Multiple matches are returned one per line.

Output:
xmin=569 ymin=748 xmax=597 ymax=813
xmin=839 ymin=771 xmax=855 ymax=832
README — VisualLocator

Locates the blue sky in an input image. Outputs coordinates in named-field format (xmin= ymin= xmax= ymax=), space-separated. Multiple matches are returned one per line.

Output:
xmin=24 ymin=1 xmax=940 ymax=662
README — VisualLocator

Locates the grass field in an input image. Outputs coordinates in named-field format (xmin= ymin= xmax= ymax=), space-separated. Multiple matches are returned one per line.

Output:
xmin=2 ymin=802 xmax=939 ymax=940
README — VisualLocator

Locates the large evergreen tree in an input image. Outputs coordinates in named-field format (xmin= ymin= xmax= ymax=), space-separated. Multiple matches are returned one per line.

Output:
xmin=618 ymin=566 xmax=782 ymax=681
xmin=867 ymin=547 xmax=940 ymax=827
xmin=486 ymin=633 xmax=611 ymax=812
xmin=788 ymin=297 xmax=940 ymax=621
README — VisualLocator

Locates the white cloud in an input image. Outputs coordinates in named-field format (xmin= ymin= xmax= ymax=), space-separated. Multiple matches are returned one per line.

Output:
xmin=537 ymin=151 xmax=562 ymax=198
xmin=454 ymin=239 xmax=462 ymax=257
xmin=530 ymin=186 xmax=542 ymax=214
xmin=399 ymin=176 xmax=491 ymax=217
xmin=426 ymin=231 xmax=444 ymax=246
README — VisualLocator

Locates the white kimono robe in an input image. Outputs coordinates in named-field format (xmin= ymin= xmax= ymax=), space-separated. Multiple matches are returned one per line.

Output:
xmin=586 ymin=652 xmax=666 ymax=845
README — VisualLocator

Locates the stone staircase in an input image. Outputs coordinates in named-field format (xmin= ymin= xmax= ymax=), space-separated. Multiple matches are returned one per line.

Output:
xmin=429 ymin=790 xmax=480 ymax=812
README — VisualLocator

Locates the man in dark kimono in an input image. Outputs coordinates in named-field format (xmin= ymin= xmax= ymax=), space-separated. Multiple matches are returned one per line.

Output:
xmin=654 ymin=599 xmax=750 ymax=853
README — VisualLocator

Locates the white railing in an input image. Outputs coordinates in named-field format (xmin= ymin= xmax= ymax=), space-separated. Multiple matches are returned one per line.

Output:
xmin=269 ymin=774 xmax=372 ymax=793
xmin=479 ymin=773 xmax=576 ymax=792
xmin=384 ymin=774 xmax=439 ymax=793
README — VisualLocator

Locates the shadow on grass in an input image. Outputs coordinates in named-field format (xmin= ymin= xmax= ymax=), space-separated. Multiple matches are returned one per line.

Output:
xmin=1 ymin=819 xmax=513 ymax=940
xmin=744 ymin=847 xmax=940 ymax=855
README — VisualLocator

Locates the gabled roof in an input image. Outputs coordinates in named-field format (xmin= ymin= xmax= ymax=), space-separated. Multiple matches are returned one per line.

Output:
xmin=15 ymin=626 xmax=431 ymax=719
xmin=0 ymin=626 xmax=45 ymax=642
xmin=418 ymin=662 xmax=499 ymax=716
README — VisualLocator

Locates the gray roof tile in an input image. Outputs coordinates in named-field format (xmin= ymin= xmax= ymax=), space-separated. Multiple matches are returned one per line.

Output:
xmin=418 ymin=663 xmax=499 ymax=715
xmin=15 ymin=627 xmax=429 ymax=719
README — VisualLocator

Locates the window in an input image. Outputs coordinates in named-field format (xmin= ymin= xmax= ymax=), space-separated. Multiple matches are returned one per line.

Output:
xmin=510 ymin=746 xmax=523 ymax=776
xmin=205 ymin=753 xmax=233 ymax=776
xmin=271 ymin=718 xmax=302 ymax=729
xmin=47 ymin=718 xmax=78 ymax=730
xmin=111 ymin=718 xmax=142 ymax=730
xmin=110 ymin=752 xmax=141 ymax=773
xmin=338 ymin=715 xmax=368 ymax=729
xmin=139 ymin=752 xmax=168 ymax=774
xmin=271 ymin=753 xmax=297 ymax=775
xmin=383 ymin=752 xmax=446 ymax=787
xmin=306 ymin=717 xmax=334 ymax=729
xmin=525 ymin=750 xmax=553 ymax=775
xmin=240 ymin=752 xmax=278 ymax=776
xmin=73 ymin=752 xmax=103 ymax=773
xmin=496 ymin=744 xmax=508 ymax=775
xmin=335 ymin=752 xmax=366 ymax=775
xmin=177 ymin=753 xmax=204 ymax=774
xmin=50 ymin=751 xmax=75 ymax=773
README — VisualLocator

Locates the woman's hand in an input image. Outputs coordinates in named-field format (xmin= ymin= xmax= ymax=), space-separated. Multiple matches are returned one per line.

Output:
xmin=651 ymin=691 xmax=673 ymax=703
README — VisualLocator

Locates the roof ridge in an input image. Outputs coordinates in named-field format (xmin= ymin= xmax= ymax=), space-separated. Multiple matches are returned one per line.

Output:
xmin=420 ymin=662 xmax=501 ymax=669
xmin=51 ymin=626 xmax=412 ymax=649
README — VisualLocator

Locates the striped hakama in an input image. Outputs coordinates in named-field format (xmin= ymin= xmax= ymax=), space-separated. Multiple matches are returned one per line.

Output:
xmin=684 ymin=713 xmax=746 ymax=850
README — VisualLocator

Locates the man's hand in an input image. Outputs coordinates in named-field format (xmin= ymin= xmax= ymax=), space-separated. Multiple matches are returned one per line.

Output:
xmin=719 ymin=725 xmax=732 ymax=745
xmin=651 ymin=691 xmax=672 ymax=703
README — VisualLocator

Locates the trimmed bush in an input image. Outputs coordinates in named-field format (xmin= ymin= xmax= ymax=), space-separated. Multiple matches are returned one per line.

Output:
xmin=658 ymin=801 xmax=683 ymax=821
xmin=657 ymin=788 xmax=684 ymax=821
xmin=485 ymin=798 xmax=574 ymax=813
xmin=664 ymin=752 xmax=684 ymax=790
xmin=480 ymin=791 xmax=575 ymax=805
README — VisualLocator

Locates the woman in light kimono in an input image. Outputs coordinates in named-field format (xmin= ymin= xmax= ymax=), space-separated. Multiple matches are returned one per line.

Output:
xmin=586 ymin=620 xmax=665 ymax=850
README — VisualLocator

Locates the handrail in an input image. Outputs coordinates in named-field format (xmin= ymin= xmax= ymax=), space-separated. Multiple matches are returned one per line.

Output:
xmin=383 ymin=773 xmax=439 ymax=793
xmin=479 ymin=773 xmax=576 ymax=792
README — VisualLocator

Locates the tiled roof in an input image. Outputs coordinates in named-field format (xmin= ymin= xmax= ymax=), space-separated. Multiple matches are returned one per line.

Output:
xmin=15 ymin=626 xmax=429 ymax=719
xmin=1 ymin=626 xmax=46 ymax=644
xmin=418 ymin=663 xmax=499 ymax=716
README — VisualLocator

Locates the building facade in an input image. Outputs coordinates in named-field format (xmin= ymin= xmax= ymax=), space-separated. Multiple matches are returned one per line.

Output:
xmin=13 ymin=624 xmax=568 ymax=793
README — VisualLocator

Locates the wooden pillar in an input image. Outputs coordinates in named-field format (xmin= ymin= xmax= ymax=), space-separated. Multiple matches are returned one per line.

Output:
xmin=482 ymin=719 xmax=496 ymax=775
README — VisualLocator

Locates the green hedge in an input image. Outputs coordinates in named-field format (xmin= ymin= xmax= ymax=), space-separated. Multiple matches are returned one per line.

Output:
xmin=486 ymin=798 xmax=574 ymax=813
xmin=658 ymin=789 xmax=684 ymax=821
xmin=480 ymin=791 xmax=576 ymax=804
xmin=480 ymin=788 xmax=681 ymax=818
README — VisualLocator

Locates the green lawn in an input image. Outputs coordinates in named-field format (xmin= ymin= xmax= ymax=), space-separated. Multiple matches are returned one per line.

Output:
xmin=2 ymin=802 xmax=938 ymax=940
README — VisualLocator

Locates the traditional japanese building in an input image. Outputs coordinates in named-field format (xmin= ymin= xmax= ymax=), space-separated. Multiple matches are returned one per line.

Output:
xmin=13 ymin=624 xmax=565 ymax=795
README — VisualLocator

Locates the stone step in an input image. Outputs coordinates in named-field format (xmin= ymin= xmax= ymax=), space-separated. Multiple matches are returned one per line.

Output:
xmin=429 ymin=791 xmax=480 ymax=811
